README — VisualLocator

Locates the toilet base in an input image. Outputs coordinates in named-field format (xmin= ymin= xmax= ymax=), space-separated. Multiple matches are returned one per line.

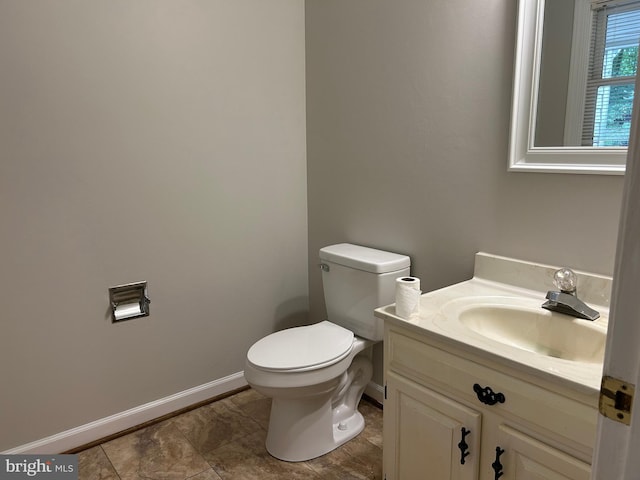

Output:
xmin=332 ymin=409 xmax=365 ymax=447
xmin=265 ymin=394 xmax=365 ymax=462
xmin=261 ymin=353 xmax=372 ymax=462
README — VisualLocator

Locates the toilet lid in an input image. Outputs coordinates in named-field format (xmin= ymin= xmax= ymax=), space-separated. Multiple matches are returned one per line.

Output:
xmin=247 ymin=321 xmax=354 ymax=371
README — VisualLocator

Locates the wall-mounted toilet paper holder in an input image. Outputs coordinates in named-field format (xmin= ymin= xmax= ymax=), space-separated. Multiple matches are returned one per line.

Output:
xmin=109 ymin=281 xmax=150 ymax=323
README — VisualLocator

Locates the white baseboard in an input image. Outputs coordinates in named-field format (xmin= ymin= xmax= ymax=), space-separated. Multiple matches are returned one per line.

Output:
xmin=5 ymin=373 xmax=379 ymax=455
xmin=3 ymin=372 xmax=247 ymax=455
xmin=364 ymin=381 xmax=384 ymax=405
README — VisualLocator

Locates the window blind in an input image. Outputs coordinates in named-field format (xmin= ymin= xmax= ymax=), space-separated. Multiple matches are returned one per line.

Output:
xmin=582 ymin=1 xmax=640 ymax=146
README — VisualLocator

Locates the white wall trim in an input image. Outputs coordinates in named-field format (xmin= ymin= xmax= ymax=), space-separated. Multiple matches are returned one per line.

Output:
xmin=364 ymin=381 xmax=384 ymax=405
xmin=563 ymin=0 xmax=592 ymax=146
xmin=508 ymin=0 xmax=626 ymax=174
xmin=3 ymin=372 xmax=247 ymax=455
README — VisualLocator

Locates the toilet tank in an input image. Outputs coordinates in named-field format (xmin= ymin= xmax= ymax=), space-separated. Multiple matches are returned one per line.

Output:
xmin=319 ymin=243 xmax=411 ymax=341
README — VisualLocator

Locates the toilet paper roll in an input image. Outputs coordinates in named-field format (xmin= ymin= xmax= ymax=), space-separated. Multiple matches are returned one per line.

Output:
xmin=395 ymin=276 xmax=421 ymax=319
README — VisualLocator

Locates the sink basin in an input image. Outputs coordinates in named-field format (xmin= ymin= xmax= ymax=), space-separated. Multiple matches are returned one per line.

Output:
xmin=375 ymin=253 xmax=613 ymax=392
xmin=439 ymin=297 xmax=607 ymax=364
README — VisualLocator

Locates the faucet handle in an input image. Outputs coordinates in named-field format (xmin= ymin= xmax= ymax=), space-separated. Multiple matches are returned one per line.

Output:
xmin=553 ymin=268 xmax=578 ymax=294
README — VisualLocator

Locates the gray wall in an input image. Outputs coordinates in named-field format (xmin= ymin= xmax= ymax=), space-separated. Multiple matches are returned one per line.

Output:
xmin=0 ymin=0 xmax=307 ymax=451
xmin=0 ymin=0 xmax=626 ymax=451
xmin=306 ymin=0 xmax=624 ymax=383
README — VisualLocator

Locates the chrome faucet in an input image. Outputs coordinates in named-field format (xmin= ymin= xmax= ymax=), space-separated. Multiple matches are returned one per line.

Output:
xmin=541 ymin=267 xmax=600 ymax=321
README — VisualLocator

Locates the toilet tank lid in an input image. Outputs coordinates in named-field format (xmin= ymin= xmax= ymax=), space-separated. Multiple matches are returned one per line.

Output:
xmin=319 ymin=243 xmax=410 ymax=273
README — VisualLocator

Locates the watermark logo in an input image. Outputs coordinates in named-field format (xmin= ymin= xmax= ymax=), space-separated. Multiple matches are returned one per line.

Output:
xmin=0 ymin=455 xmax=77 ymax=480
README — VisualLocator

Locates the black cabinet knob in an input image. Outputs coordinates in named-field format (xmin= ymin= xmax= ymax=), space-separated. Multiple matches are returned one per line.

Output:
xmin=458 ymin=427 xmax=471 ymax=465
xmin=473 ymin=383 xmax=506 ymax=405
xmin=492 ymin=446 xmax=505 ymax=479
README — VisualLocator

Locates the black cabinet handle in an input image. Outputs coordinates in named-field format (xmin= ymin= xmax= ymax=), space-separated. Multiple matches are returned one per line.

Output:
xmin=492 ymin=446 xmax=505 ymax=479
xmin=457 ymin=427 xmax=471 ymax=465
xmin=473 ymin=383 xmax=506 ymax=405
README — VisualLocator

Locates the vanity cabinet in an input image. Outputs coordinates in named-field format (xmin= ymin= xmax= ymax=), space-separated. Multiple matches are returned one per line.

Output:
xmin=496 ymin=425 xmax=590 ymax=480
xmin=383 ymin=323 xmax=597 ymax=480
xmin=385 ymin=372 xmax=481 ymax=479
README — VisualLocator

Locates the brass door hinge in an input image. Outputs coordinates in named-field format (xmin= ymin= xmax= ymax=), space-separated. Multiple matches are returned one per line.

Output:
xmin=599 ymin=376 xmax=635 ymax=425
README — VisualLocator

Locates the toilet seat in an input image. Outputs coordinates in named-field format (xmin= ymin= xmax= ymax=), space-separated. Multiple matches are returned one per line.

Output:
xmin=247 ymin=321 xmax=354 ymax=372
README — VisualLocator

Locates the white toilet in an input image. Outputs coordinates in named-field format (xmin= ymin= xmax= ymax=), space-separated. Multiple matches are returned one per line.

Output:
xmin=244 ymin=243 xmax=410 ymax=461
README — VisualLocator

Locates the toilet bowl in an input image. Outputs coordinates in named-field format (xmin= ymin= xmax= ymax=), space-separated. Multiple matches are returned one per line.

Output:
xmin=245 ymin=321 xmax=373 ymax=461
xmin=244 ymin=243 xmax=410 ymax=462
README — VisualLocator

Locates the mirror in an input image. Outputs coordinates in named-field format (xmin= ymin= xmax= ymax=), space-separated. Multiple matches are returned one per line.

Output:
xmin=535 ymin=0 xmax=582 ymax=148
xmin=508 ymin=0 xmax=639 ymax=174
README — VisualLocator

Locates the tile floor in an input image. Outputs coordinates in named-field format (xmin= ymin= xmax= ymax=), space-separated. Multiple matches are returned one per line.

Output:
xmin=77 ymin=388 xmax=383 ymax=479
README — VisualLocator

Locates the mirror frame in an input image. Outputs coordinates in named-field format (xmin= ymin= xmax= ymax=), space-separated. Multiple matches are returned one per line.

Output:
xmin=509 ymin=0 xmax=626 ymax=175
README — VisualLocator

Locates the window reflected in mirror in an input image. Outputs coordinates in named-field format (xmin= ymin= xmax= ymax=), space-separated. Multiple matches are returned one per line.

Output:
xmin=587 ymin=5 xmax=640 ymax=146
xmin=535 ymin=0 xmax=640 ymax=148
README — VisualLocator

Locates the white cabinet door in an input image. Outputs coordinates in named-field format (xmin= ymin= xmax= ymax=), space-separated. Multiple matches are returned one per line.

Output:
xmin=496 ymin=425 xmax=591 ymax=480
xmin=384 ymin=372 xmax=481 ymax=480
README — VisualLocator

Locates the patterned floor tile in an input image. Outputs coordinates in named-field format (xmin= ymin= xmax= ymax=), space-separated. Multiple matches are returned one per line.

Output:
xmin=203 ymin=430 xmax=319 ymax=480
xmin=170 ymin=396 xmax=260 ymax=455
xmin=77 ymin=446 xmax=120 ymax=480
xmin=101 ymin=421 xmax=212 ymax=480
xmin=227 ymin=388 xmax=271 ymax=430
xmin=77 ymin=389 xmax=383 ymax=480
